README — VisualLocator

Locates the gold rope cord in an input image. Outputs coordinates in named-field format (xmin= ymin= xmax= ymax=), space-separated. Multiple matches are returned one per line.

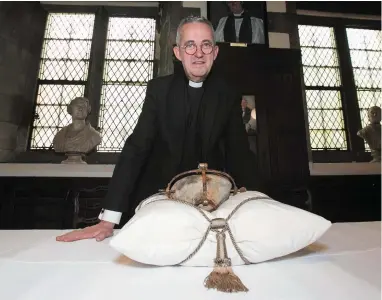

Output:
xmin=142 ymin=196 xmax=271 ymax=265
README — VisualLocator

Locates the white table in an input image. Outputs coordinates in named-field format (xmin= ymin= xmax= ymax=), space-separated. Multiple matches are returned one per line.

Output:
xmin=0 ymin=222 xmax=380 ymax=300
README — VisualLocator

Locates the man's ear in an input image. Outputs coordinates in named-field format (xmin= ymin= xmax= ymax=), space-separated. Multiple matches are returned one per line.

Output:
xmin=173 ymin=45 xmax=181 ymax=61
xmin=213 ymin=45 xmax=219 ymax=61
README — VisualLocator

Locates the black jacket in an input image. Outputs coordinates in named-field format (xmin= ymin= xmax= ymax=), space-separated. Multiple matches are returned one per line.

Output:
xmin=102 ymin=69 xmax=257 ymax=225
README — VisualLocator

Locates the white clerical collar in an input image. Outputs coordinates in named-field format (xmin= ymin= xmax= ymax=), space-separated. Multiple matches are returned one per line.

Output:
xmin=233 ymin=10 xmax=244 ymax=17
xmin=189 ymin=80 xmax=203 ymax=88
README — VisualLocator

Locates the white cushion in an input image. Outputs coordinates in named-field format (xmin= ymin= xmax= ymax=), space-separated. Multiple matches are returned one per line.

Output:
xmin=109 ymin=191 xmax=331 ymax=267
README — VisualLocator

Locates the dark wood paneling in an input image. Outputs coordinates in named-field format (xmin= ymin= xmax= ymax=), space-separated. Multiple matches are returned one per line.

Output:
xmin=1 ymin=174 xmax=380 ymax=229
xmin=0 ymin=177 xmax=109 ymax=229
xmin=309 ymin=175 xmax=381 ymax=222
xmin=296 ymin=1 xmax=381 ymax=16
xmin=213 ymin=45 xmax=310 ymax=193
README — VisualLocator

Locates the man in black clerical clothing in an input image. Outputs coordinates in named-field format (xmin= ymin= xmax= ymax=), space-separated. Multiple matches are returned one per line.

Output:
xmin=241 ymin=98 xmax=251 ymax=125
xmin=56 ymin=16 xmax=257 ymax=243
xmin=215 ymin=1 xmax=264 ymax=44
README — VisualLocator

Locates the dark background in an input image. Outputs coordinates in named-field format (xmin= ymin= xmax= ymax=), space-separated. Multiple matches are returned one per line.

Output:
xmin=208 ymin=1 xmax=266 ymax=29
xmin=296 ymin=1 xmax=381 ymax=15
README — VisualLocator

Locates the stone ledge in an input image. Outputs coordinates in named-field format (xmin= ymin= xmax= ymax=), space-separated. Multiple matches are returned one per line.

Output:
xmin=0 ymin=163 xmax=115 ymax=177
xmin=0 ymin=162 xmax=380 ymax=178
xmin=310 ymin=162 xmax=381 ymax=176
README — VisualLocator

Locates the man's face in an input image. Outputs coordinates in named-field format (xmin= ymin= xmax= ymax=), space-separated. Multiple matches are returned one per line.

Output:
xmin=241 ymin=99 xmax=247 ymax=109
xmin=173 ymin=22 xmax=219 ymax=82
xmin=227 ymin=1 xmax=243 ymax=14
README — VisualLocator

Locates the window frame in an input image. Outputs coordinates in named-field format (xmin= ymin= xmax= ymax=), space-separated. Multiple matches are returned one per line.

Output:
xmin=28 ymin=11 xmax=96 ymax=151
xmin=26 ymin=4 xmax=159 ymax=163
xmin=297 ymin=14 xmax=381 ymax=163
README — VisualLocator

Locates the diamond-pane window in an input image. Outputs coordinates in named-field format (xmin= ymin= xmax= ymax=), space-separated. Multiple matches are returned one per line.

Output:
xmin=299 ymin=25 xmax=347 ymax=150
xmin=98 ymin=17 xmax=156 ymax=152
xmin=346 ymin=28 xmax=381 ymax=150
xmin=39 ymin=13 xmax=94 ymax=81
xmin=30 ymin=13 xmax=95 ymax=149
xmin=32 ymin=85 xmax=85 ymax=149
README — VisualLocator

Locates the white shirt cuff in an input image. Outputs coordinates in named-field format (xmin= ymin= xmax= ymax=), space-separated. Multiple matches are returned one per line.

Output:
xmin=98 ymin=209 xmax=122 ymax=225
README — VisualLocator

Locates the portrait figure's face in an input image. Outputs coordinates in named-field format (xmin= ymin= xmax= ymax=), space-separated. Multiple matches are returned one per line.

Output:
xmin=173 ymin=22 xmax=219 ymax=83
xmin=68 ymin=98 xmax=90 ymax=121
xmin=241 ymin=99 xmax=248 ymax=110
xmin=227 ymin=1 xmax=244 ymax=14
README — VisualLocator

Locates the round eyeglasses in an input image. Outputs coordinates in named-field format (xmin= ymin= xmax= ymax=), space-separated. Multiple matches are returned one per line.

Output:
xmin=180 ymin=42 xmax=214 ymax=55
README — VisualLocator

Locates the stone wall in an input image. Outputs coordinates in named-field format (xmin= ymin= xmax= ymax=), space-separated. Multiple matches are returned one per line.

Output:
xmin=0 ymin=2 xmax=47 ymax=161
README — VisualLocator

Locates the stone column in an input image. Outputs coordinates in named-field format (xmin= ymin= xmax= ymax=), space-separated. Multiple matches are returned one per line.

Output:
xmin=0 ymin=97 xmax=23 ymax=161
xmin=266 ymin=1 xmax=300 ymax=49
xmin=157 ymin=1 xmax=200 ymax=77
xmin=0 ymin=2 xmax=47 ymax=161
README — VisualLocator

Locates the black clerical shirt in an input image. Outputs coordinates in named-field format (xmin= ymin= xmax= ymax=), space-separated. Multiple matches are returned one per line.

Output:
xmin=178 ymin=82 xmax=205 ymax=172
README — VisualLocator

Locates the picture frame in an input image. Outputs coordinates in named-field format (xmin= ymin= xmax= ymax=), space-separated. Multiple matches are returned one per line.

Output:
xmin=207 ymin=1 xmax=268 ymax=46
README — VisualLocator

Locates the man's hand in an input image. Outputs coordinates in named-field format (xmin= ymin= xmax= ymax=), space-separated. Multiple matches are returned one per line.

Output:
xmin=56 ymin=220 xmax=115 ymax=242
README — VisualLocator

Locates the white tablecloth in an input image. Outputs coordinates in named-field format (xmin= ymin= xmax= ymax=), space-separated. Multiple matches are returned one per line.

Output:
xmin=0 ymin=222 xmax=380 ymax=300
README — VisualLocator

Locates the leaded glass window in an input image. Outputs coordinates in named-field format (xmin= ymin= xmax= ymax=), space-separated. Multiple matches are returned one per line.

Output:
xmin=30 ymin=12 xmax=156 ymax=152
xmin=346 ymin=28 xmax=381 ymax=150
xmin=30 ymin=13 xmax=95 ymax=149
xmin=299 ymin=25 xmax=347 ymax=150
xmin=98 ymin=17 xmax=156 ymax=152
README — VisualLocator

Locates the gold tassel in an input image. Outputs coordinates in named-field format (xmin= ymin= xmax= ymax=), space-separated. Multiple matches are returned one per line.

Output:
xmin=204 ymin=231 xmax=249 ymax=293
xmin=204 ymin=266 xmax=249 ymax=293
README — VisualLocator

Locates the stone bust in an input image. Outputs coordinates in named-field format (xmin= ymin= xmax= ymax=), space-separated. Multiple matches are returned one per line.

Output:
xmin=357 ymin=106 xmax=381 ymax=163
xmin=53 ymin=97 xmax=101 ymax=164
